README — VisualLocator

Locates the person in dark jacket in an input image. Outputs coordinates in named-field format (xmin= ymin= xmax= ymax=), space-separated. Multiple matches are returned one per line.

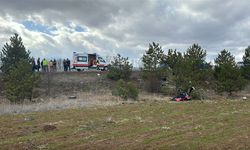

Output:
xmin=37 ymin=57 xmax=41 ymax=72
xmin=32 ymin=58 xmax=36 ymax=72
xmin=53 ymin=59 xmax=57 ymax=72
xmin=63 ymin=59 xmax=67 ymax=71
xmin=41 ymin=59 xmax=44 ymax=72
xmin=66 ymin=58 xmax=71 ymax=71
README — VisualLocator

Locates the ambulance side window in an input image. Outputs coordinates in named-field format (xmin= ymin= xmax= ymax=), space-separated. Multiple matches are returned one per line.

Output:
xmin=98 ymin=57 xmax=106 ymax=63
xmin=77 ymin=56 xmax=87 ymax=62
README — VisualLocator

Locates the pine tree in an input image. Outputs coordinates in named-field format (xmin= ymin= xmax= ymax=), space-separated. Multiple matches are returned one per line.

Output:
xmin=172 ymin=53 xmax=191 ymax=92
xmin=0 ymin=33 xmax=30 ymax=74
xmin=184 ymin=44 xmax=207 ymax=72
xmin=243 ymin=46 xmax=250 ymax=65
xmin=142 ymin=42 xmax=166 ymax=72
xmin=165 ymin=49 xmax=182 ymax=69
xmin=141 ymin=42 xmax=169 ymax=92
xmin=215 ymin=49 xmax=236 ymax=67
xmin=242 ymin=46 xmax=250 ymax=80
xmin=185 ymin=44 xmax=206 ymax=62
xmin=175 ymin=44 xmax=210 ymax=91
xmin=0 ymin=33 xmax=39 ymax=102
xmin=214 ymin=50 xmax=246 ymax=95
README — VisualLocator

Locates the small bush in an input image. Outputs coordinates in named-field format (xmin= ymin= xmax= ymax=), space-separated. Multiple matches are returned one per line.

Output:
xmin=107 ymin=54 xmax=132 ymax=81
xmin=190 ymin=88 xmax=206 ymax=100
xmin=112 ymin=79 xmax=139 ymax=100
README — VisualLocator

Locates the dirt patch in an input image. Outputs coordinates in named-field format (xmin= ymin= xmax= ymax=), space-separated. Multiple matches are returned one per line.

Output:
xmin=43 ymin=125 xmax=57 ymax=132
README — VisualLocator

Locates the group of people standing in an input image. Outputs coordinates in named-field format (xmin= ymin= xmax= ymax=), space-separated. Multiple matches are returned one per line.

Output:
xmin=32 ymin=58 xmax=71 ymax=72
xmin=32 ymin=58 xmax=57 ymax=72
xmin=63 ymin=58 xmax=71 ymax=71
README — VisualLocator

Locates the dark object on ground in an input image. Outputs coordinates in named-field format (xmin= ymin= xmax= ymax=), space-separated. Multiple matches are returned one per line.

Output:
xmin=172 ymin=87 xmax=195 ymax=102
xmin=68 ymin=96 xmax=77 ymax=99
xmin=43 ymin=125 xmax=57 ymax=132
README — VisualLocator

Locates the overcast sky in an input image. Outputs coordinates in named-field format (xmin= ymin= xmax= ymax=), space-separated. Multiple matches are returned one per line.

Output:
xmin=0 ymin=0 xmax=250 ymax=65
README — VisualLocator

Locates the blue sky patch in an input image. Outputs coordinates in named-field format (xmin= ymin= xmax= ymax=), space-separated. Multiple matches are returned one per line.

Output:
xmin=65 ymin=21 xmax=86 ymax=32
xmin=75 ymin=25 xmax=85 ymax=32
xmin=22 ymin=21 xmax=56 ymax=35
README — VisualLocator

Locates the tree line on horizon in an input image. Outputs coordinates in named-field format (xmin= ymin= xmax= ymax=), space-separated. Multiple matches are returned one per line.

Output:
xmin=0 ymin=33 xmax=250 ymax=102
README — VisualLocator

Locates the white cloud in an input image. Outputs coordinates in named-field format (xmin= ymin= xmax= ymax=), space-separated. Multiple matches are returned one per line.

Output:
xmin=0 ymin=0 xmax=250 ymax=63
xmin=0 ymin=15 xmax=118 ymax=60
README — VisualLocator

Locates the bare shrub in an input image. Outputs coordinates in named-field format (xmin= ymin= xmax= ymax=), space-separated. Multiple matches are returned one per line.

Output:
xmin=112 ymin=79 xmax=139 ymax=100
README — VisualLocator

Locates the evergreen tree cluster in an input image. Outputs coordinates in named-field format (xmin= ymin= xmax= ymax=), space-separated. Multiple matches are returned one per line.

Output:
xmin=141 ymin=42 xmax=248 ymax=97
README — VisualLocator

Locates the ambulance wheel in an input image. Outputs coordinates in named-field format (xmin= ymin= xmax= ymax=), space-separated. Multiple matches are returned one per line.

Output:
xmin=77 ymin=69 xmax=81 ymax=72
xmin=102 ymin=67 xmax=107 ymax=71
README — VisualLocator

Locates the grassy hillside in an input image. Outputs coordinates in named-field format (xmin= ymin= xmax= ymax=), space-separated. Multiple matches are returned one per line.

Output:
xmin=36 ymin=72 xmax=113 ymax=98
xmin=0 ymin=100 xmax=250 ymax=149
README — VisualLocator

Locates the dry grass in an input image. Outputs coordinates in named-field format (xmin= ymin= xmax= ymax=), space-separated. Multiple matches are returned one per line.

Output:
xmin=0 ymin=97 xmax=250 ymax=150
xmin=0 ymin=91 xmax=120 ymax=115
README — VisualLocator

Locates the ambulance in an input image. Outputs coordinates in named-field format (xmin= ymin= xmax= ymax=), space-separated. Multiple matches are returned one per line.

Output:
xmin=72 ymin=52 xmax=109 ymax=71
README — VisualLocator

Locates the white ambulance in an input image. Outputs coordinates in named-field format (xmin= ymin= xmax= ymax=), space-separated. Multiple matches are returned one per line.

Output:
xmin=72 ymin=52 xmax=109 ymax=71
